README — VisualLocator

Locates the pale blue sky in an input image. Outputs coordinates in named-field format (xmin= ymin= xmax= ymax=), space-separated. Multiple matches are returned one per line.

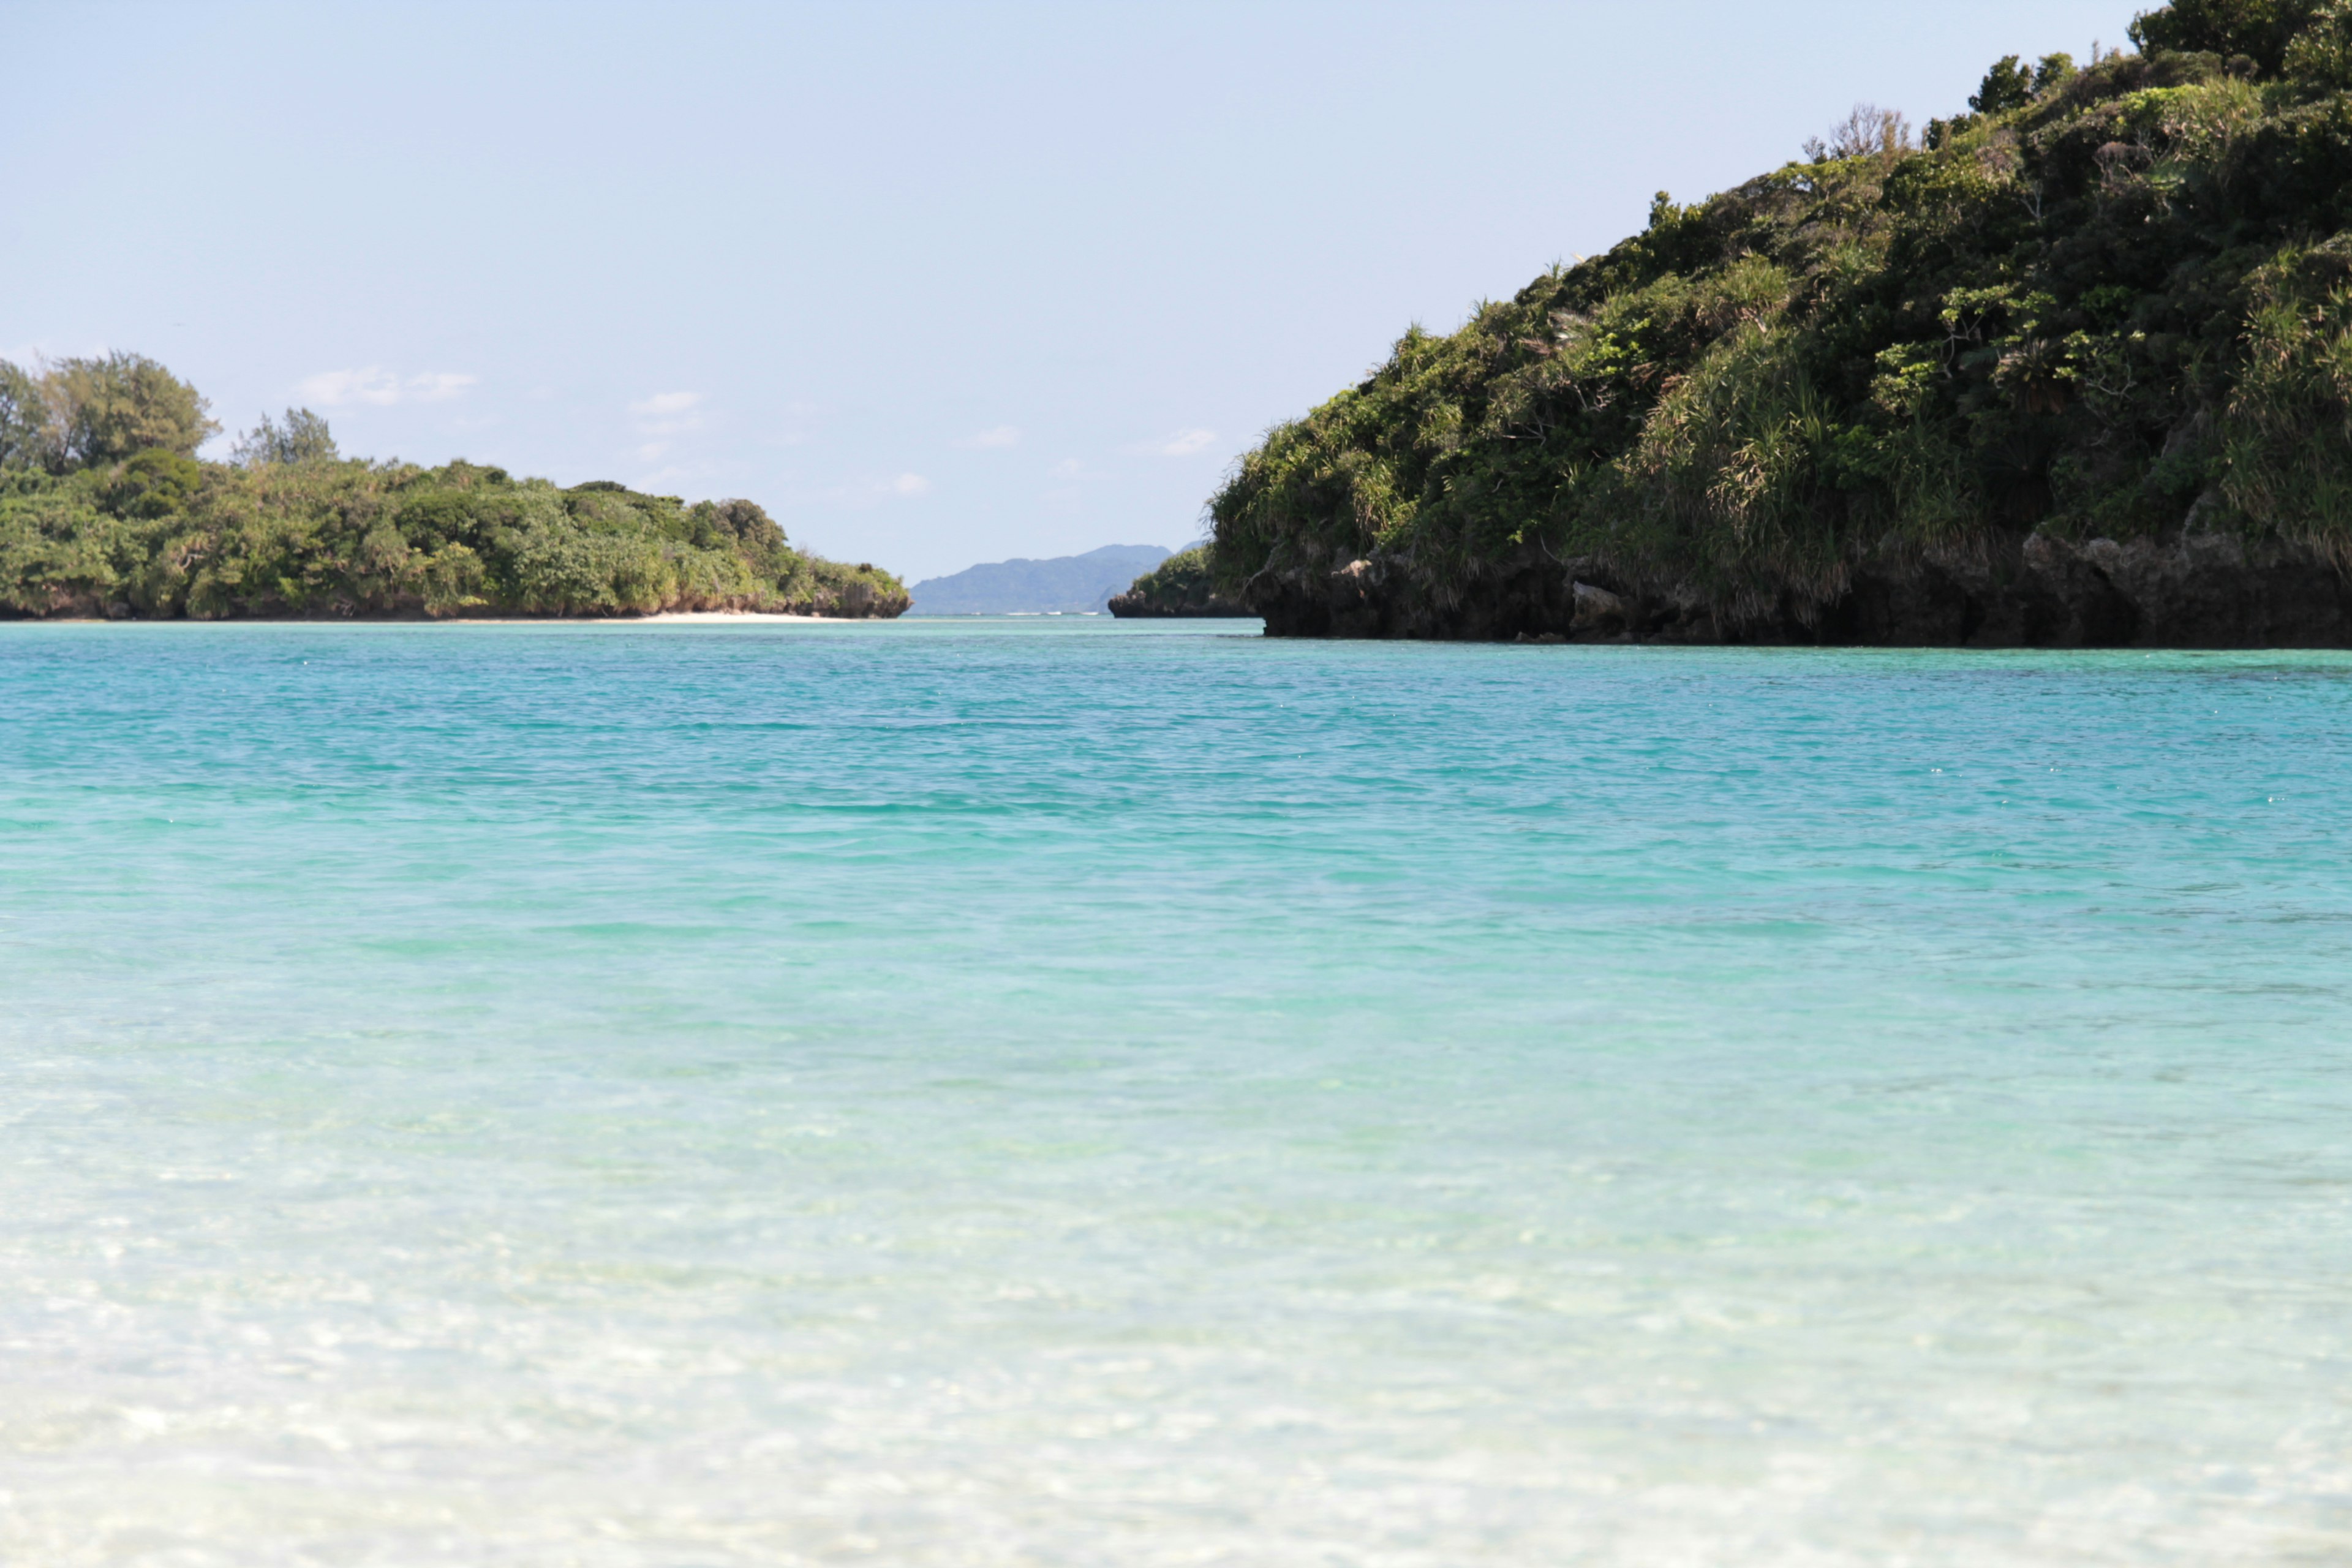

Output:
xmin=5 ymin=1 xmax=2130 ymax=581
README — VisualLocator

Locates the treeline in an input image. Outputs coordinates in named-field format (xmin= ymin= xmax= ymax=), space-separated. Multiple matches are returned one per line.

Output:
xmin=0 ymin=353 xmax=907 ymax=620
xmin=1205 ymin=0 xmax=2352 ymax=639
xmin=1107 ymin=545 xmax=1249 ymax=616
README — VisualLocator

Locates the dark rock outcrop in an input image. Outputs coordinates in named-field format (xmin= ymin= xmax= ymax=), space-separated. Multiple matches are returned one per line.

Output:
xmin=1244 ymin=531 xmax=2352 ymax=647
xmin=1109 ymin=585 xmax=1253 ymax=617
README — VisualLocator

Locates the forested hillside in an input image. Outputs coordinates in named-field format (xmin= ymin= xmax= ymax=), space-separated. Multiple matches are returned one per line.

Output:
xmin=0 ymin=354 xmax=906 ymax=620
xmin=1107 ymin=545 xmax=1251 ymax=617
xmin=1209 ymin=0 xmax=2352 ymax=643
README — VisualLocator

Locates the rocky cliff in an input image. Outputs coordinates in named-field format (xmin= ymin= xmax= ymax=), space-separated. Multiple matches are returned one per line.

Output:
xmin=1248 ymin=532 xmax=2352 ymax=644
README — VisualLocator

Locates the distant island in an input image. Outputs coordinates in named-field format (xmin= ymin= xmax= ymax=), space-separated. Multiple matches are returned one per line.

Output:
xmin=909 ymin=543 xmax=1173 ymax=614
xmin=1107 ymin=545 xmax=1251 ymax=617
xmin=1200 ymin=1 xmax=2352 ymax=646
xmin=0 ymin=354 xmax=907 ymax=620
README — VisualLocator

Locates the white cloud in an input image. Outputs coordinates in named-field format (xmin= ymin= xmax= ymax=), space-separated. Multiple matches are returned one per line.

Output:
xmin=298 ymin=368 xmax=398 ymax=406
xmin=955 ymin=424 xmax=1022 ymax=450
xmin=407 ymin=372 xmax=476 ymax=402
xmin=632 ymin=463 xmax=701 ymax=494
xmin=1050 ymin=457 xmax=1082 ymax=478
xmin=298 ymin=367 xmax=477 ymax=407
xmin=1130 ymin=428 xmax=1216 ymax=457
xmin=629 ymin=390 xmax=703 ymax=442
xmin=826 ymin=472 xmax=932 ymax=507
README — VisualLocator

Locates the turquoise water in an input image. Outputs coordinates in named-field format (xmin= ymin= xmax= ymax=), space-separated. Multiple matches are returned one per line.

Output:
xmin=2 ymin=619 xmax=2349 ymax=1566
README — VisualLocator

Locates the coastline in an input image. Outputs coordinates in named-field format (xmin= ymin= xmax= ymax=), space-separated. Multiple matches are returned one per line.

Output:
xmin=5 ymin=608 xmax=864 ymax=627
xmin=561 ymin=609 xmax=858 ymax=625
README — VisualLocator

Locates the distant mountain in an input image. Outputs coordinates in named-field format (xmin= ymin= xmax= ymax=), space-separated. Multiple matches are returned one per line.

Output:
xmin=909 ymin=544 xmax=1172 ymax=614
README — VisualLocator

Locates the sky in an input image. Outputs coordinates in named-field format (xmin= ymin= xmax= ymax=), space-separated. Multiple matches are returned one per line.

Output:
xmin=4 ymin=1 xmax=2135 ymax=582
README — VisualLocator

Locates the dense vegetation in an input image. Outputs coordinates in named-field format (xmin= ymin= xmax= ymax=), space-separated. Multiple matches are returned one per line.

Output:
xmin=1107 ymin=545 xmax=1250 ymax=616
xmin=0 ymin=354 xmax=906 ymax=620
xmin=1208 ymin=0 xmax=2352 ymax=642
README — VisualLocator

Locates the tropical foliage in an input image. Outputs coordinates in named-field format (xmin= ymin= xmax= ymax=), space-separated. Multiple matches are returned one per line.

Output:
xmin=0 ymin=353 xmax=217 ymax=473
xmin=0 ymin=360 xmax=906 ymax=620
xmin=1108 ymin=544 xmax=1248 ymax=616
xmin=1210 ymin=0 xmax=2352 ymax=626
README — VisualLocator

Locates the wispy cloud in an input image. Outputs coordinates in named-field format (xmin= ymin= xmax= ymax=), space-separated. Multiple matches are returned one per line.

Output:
xmin=955 ymin=425 xmax=1022 ymax=450
xmin=298 ymin=368 xmax=477 ymax=407
xmin=1050 ymin=457 xmax=1082 ymax=478
xmin=828 ymin=472 xmax=931 ymax=507
xmin=627 ymin=391 xmax=704 ymax=462
xmin=631 ymin=391 xmax=702 ymax=422
xmin=408 ymin=372 xmax=477 ymax=401
xmin=630 ymin=390 xmax=703 ymax=435
xmin=1129 ymin=428 xmax=1216 ymax=457
xmin=633 ymin=463 xmax=703 ymax=494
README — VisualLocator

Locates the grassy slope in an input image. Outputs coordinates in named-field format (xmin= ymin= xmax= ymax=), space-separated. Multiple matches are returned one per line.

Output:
xmin=1210 ymin=10 xmax=2352 ymax=630
xmin=0 ymin=456 xmax=908 ymax=619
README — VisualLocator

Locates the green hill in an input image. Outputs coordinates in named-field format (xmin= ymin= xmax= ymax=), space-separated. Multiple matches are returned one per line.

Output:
xmin=1107 ymin=545 xmax=1252 ymax=617
xmin=910 ymin=544 xmax=1172 ymax=614
xmin=1208 ymin=0 xmax=2352 ymax=644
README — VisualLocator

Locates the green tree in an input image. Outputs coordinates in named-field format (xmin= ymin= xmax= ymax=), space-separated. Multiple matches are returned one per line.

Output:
xmin=1803 ymin=102 xmax=1913 ymax=161
xmin=41 ymin=352 xmax=218 ymax=469
xmin=2129 ymin=0 xmax=2326 ymax=72
xmin=710 ymin=497 xmax=785 ymax=545
xmin=102 ymin=449 xmax=206 ymax=518
xmin=231 ymin=407 xmax=339 ymax=466
xmin=2285 ymin=0 xmax=2352 ymax=82
xmin=1970 ymin=55 xmax=2035 ymax=114
xmin=0 ymin=360 xmax=45 ymax=469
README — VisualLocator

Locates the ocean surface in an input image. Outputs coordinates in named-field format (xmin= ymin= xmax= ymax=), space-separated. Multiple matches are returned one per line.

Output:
xmin=2 ymin=619 xmax=2348 ymax=1567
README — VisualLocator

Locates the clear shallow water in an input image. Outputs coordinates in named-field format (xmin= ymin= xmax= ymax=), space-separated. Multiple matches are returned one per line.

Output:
xmin=2 ymin=619 xmax=2348 ymax=1566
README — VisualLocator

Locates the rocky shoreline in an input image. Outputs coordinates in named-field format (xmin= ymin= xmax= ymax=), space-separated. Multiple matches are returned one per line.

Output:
xmin=1106 ymin=588 xmax=1253 ymax=618
xmin=1243 ymin=531 xmax=2352 ymax=647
